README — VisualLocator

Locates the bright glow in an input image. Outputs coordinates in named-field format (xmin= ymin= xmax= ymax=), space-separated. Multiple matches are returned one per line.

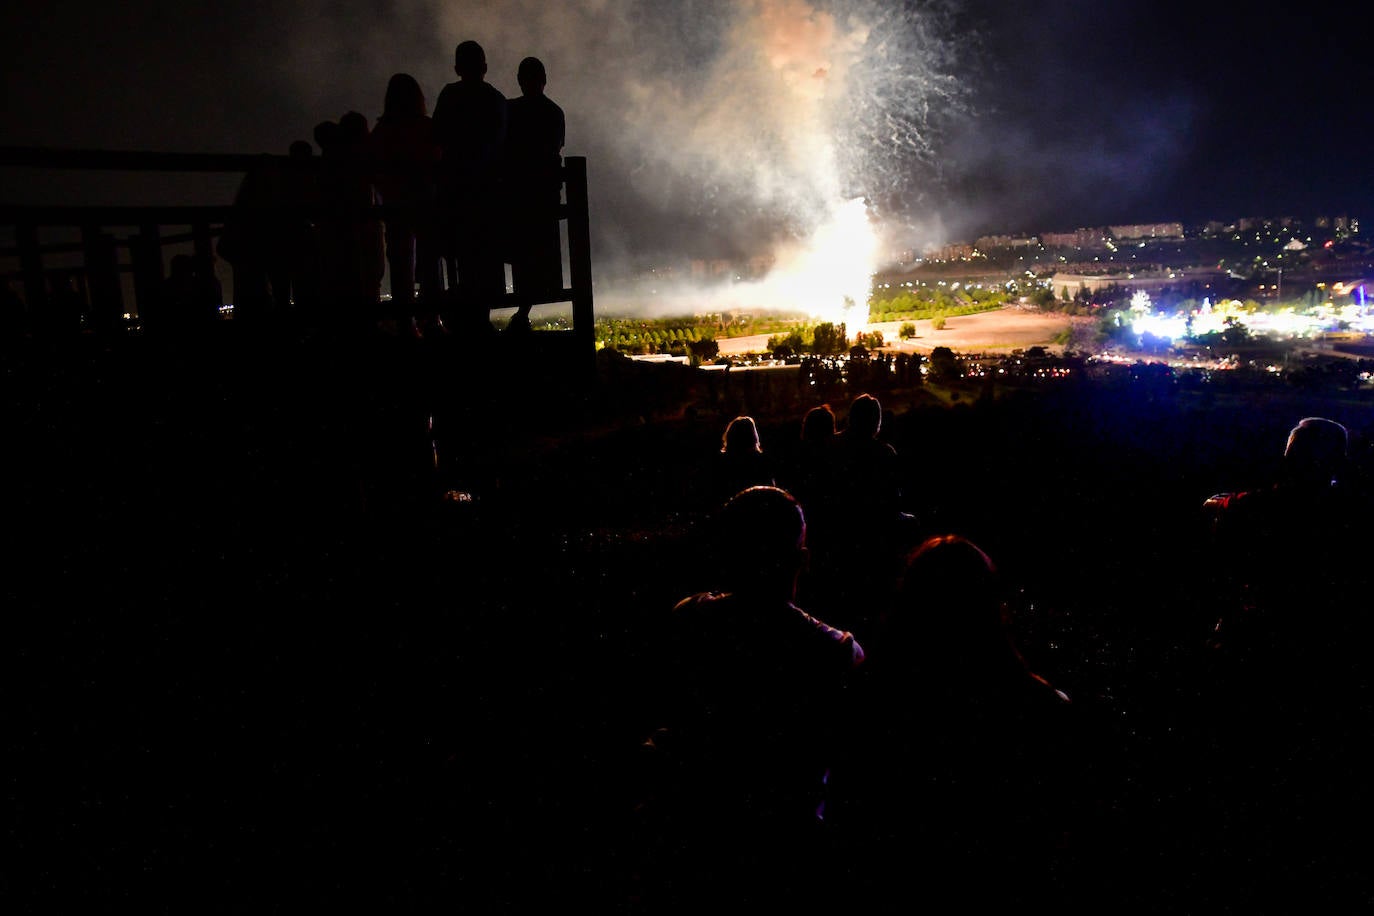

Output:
xmin=1132 ymin=312 xmax=1188 ymax=339
xmin=550 ymin=0 xmax=966 ymax=320
xmin=1129 ymin=295 xmax=1374 ymax=343
xmin=727 ymin=197 xmax=878 ymax=329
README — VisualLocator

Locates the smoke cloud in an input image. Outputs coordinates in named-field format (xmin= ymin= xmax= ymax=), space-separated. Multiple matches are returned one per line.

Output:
xmin=275 ymin=0 xmax=971 ymax=320
xmin=3 ymin=1 xmax=974 ymax=320
xmin=12 ymin=1 xmax=1312 ymax=308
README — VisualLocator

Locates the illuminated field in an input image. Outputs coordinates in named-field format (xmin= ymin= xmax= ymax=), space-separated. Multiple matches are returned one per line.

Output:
xmin=714 ymin=306 xmax=1088 ymax=355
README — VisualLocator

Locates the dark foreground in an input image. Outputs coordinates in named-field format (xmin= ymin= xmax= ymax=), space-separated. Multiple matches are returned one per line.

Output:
xmin=8 ymin=325 xmax=1374 ymax=910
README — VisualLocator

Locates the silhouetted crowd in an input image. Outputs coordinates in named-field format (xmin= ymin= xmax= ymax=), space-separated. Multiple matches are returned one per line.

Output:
xmin=626 ymin=396 xmax=1374 ymax=912
xmin=216 ymin=40 xmax=565 ymax=341
xmin=0 ymin=41 xmax=566 ymax=347
xmin=9 ymin=36 xmax=1374 ymax=913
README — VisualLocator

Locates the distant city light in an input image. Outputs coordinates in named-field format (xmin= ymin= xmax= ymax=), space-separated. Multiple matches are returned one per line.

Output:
xmin=1130 ymin=296 xmax=1374 ymax=342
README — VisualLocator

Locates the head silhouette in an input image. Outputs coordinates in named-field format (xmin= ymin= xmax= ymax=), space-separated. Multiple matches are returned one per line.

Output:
xmin=801 ymin=404 xmax=836 ymax=446
xmin=338 ymin=110 xmax=369 ymax=145
xmin=517 ymin=57 xmax=547 ymax=96
xmin=288 ymin=139 xmax=313 ymax=159
xmin=717 ymin=486 xmax=808 ymax=598
xmin=889 ymin=535 xmax=1023 ymax=673
xmin=383 ymin=73 xmax=427 ymax=120
xmin=847 ymin=393 xmax=882 ymax=439
xmin=1281 ymin=417 xmax=1349 ymax=490
xmin=455 ymin=41 xmax=487 ymax=80
xmin=722 ymin=416 xmax=762 ymax=455
xmin=313 ymin=120 xmax=341 ymax=154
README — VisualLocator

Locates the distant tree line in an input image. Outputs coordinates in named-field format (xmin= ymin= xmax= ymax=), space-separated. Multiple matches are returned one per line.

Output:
xmin=867 ymin=283 xmax=1010 ymax=322
xmin=593 ymin=276 xmax=1055 ymax=354
xmin=594 ymin=311 xmax=805 ymax=356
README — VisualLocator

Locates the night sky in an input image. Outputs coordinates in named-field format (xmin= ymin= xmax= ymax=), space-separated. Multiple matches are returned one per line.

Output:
xmin=2 ymin=0 xmax=1366 ymax=265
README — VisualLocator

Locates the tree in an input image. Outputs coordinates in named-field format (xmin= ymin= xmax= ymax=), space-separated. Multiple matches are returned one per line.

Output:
xmin=928 ymin=345 xmax=959 ymax=381
xmin=1220 ymin=320 xmax=1250 ymax=348
xmin=899 ymin=322 xmax=916 ymax=340
xmin=688 ymin=337 xmax=720 ymax=366
xmin=768 ymin=329 xmax=805 ymax=355
xmin=811 ymin=322 xmax=848 ymax=355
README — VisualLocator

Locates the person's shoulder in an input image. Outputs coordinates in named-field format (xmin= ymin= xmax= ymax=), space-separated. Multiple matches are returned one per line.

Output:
xmin=1028 ymin=670 xmax=1072 ymax=706
xmin=793 ymin=606 xmax=865 ymax=667
xmin=1210 ymin=486 xmax=1280 ymax=525
xmin=672 ymin=591 xmax=728 ymax=616
xmin=431 ymin=83 xmax=459 ymax=120
xmin=670 ymin=592 xmax=739 ymax=649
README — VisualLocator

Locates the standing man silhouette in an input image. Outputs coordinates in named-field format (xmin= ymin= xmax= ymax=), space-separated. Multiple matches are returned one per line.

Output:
xmin=503 ymin=56 xmax=565 ymax=334
xmin=431 ymin=40 xmax=507 ymax=334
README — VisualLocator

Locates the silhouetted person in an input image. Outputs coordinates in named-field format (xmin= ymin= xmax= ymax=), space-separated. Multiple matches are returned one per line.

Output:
xmin=220 ymin=153 xmax=283 ymax=326
xmin=159 ymin=254 xmax=194 ymax=335
xmin=43 ymin=272 xmax=85 ymax=338
xmin=278 ymin=139 xmax=324 ymax=327
xmin=368 ymin=73 xmax=443 ymax=336
xmin=1197 ymin=416 xmax=1374 ymax=908
xmin=312 ymin=120 xmax=345 ymax=321
xmin=837 ymin=535 xmax=1090 ymax=909
xmin=639 ymin=486 xmax=864 ymax=908
xmin=431 ymin=40 xmax=507 ymax=331
xmin=801 ymin=402 xmax=837 ymax=447
xmin=162 ymin=253 xmax=221 ymax=334
xmin=314 ymin=115 xmax=385 ymax=334
xmin=1206 ymin=416 xmax=1366 ymax=660
xmin=710 ymin=415 xmax=774 ymax=506
xmin=0 ymin=277 xmax=27 ymax=344
xmin=788 ymin=403 xmax=839 ymax=538
xmin=219 ymin=142 xmax=318 ymax=329
xmin=193 ymin=252 xmax=224 ymax=315
xmin=835 ymin=393 xmax=901 ymax=523
xmin=503 ymin=56 xmax=565 ymax=334
xmin=804 ymin=393 xmax=911 ymax=629
xmin=337 ymin=111 xmax=385 ymax=329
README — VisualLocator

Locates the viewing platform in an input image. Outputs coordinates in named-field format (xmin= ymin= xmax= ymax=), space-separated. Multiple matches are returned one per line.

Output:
xmin=0 ymin=145 xmax=598 ymax=381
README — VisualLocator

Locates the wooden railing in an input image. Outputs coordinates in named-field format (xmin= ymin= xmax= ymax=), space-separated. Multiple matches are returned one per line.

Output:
xmin=0 ymin=146 xmax=596 ymax=359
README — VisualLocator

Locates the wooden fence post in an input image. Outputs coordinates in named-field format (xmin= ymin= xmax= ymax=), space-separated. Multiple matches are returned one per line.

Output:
xmin=82 ymin=225 xmax=123 ymax=336
xmin=17 ymin=220 xmax=46 ymax=320
xmin=563 ymin=156 xmax=595 ymax=379
xmin=132 ymin=222 xmax=163 ymax=324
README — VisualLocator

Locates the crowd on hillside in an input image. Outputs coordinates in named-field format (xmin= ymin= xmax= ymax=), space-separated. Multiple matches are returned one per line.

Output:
xmin=9 ymin=37 xmax=1374 ymax=913
xmin=621 ymin=396 xmax=1374 ymax=911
